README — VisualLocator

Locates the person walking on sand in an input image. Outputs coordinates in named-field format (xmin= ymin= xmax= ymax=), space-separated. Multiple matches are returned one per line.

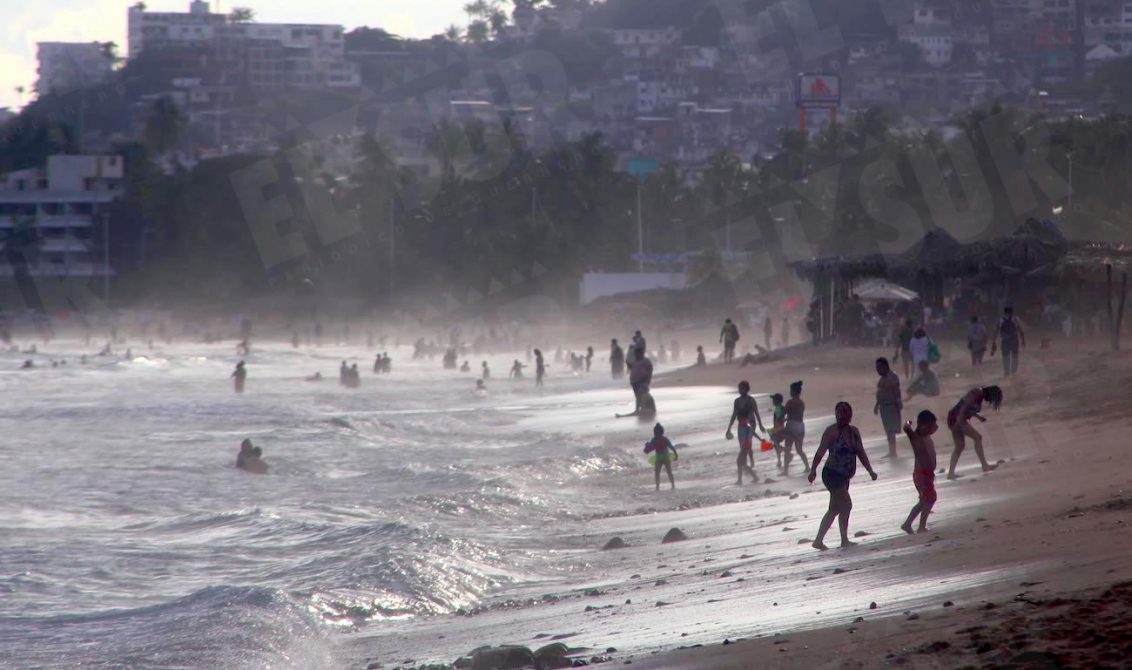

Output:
xmin=720 ymin=318 xmax=740 ymax=363
xmin=908 ymin=327 xmax=931 ymax=370
xmin=725 ymin=381 xmax=765 ymax=485
xmin=901 ymin=411 xmax=939 ymax=535
xmin=231 ymin=361 xmax=247 ymax=394
xmin=695 ymin=345 xmax=706 ymax=366
xmin=782 ymin=380 xmax=810 ymax=473
xmin=628 ymin=351 xmax=654 ymax=413
xmin=874 ymin=358 xmax=903 ymax=458
xmin=764 ymin=316 xmax=773 ymax=352
xmin=946 ymin=386 xmax=1004 ymax=480
xmin=644 ymin=422 xmax=677 ymax=491
xmin=808 ymin=402 xmax=878 ymax=550
xmin=893 ymin=319 xmax=915 ymax=380
xmin=990 ymin=307 xmax=1026 ymax=377
xmin=967 ymin=315 xmax=988 ymax=367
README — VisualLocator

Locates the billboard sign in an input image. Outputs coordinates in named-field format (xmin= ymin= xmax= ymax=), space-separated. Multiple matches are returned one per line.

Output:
xmin=796 ymin=73 xmax=841 ymax=108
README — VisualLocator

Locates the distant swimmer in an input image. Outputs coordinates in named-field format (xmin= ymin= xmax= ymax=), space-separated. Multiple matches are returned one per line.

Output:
xmin=305 ymin=372 xmax=324 ymax=382
xmin=585 ymin=346 xmax=594 ymax=372
xmin=460 ymin=360 xmax=471 ymax=373
xmin=374 ymin=354 xmax=383 ymax=374
xmin=510 ymin=360 xmax=525 ymax=378
xmin=20 ymin=360 xmax=34 ymax=369
xmin=945 ymin=385 xmax=1004 ymax=480
xmin=481 ymin=361 xmax=490 ymax=380
xmin=782 ymin=381 xmax=810 ymax=473
xmin=347 ymin=364 xmax=361 ymax=388
xmin=874 ymin=358 xmax=903 ymax=459
xmin=475 ymin=379 xmax=488 ymax=397
xmin=695 ymin=346 xmax=706 ymax=366
xmin=339 ymin=361 xmax=349 ymax=385
xmin=231 ymin=361 xmax=247 ymax=393
xmin=807 ymin=402 xmax=878 ymax=550
xmin=610 ymin=339 xmax=624 ymax=379
xmin=725 ymin=381 xmax=765 ymax=485
xmin=644 ymin=422 xmax=677 ymax=491
xmin=534 ymin=349 xmax=545 ymax=387
xmin=236 ymin=339 xmax=250 ymax=356
xmin=98 ymin=342 xmax=112 ymax=357
xmin=236 ymin=440 xmax=268 ymax=474
xmin=902 ymin=410 xmax=939 ymax=535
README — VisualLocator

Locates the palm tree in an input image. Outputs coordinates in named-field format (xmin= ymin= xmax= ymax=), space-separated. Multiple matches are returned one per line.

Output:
xmin=444 ymin=24 xmax=463 ymax=41
xmin=229 ymin=7 xmax=255 ymax=22
xmin=467 ymin=20 xmax=490 ymax=43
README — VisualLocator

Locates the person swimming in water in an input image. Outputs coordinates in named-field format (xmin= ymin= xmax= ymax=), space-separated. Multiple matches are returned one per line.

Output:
xmin=807 ymin=401 xmax=878 ymax=550
xmin=534 ymin=349 xmax=545 ymax=387
xmin=460 ymin=360 xmax=471 ymax=373
xmin=510 ymin=359 xmax=525 ymax=378
xmin=305 ymin=372 xmax=323 ymax=382
xmin=782 ymin=380 xmax=810 ymax=473
xmin=236 ymin=439 xmax=254 ymax=469
xmin=946 ymin=385 xmax=1004 ymax=480
xmin=725 ymin=381 xmax=765 ymax=485
xmin=231 ymin=361 xmax=247 ymax=393
xmin=695 ymin=345 xmax=706 ymax=366
xmin=644 ymin=422 xmax=677 ymax=491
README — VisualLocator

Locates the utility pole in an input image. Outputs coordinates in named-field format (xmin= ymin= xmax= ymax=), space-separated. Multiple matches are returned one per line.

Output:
xmin=636 ymin=178 xmax=644 ymax=273
xmin=1067 ymin=150 xmax=1073 ymax=217
xmin=388 ymin=198 xmax=395 ymax=293
xmin=102 ymin=211 xmax=110 ymax=306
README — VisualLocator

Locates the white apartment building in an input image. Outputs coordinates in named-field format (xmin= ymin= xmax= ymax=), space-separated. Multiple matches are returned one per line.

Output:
xmin=0 ymin=156 xmax=123 ymax=279
xmin=899 ymin=24 xmax=955 ymax=65
xmin=127 ymin=1 xmax=359 ymax=89
xmin=612 ymin=28 xmax=680 ymax=59
xmin=36 ymin=42 xmax=113 ymax=95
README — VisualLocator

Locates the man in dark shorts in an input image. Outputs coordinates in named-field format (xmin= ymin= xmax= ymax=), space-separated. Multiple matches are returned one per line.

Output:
xmin=725 ymin=380 xmax=765 ymax=484
xmin=873 ymin=357 xmax=903 ymax=458
xmin=990 ymin=307 xmax=1026 ymax=377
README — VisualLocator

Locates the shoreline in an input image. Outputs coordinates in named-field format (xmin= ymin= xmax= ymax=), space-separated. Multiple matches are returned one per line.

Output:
xmin=348 ymin=336 xmax=1132 ymax=670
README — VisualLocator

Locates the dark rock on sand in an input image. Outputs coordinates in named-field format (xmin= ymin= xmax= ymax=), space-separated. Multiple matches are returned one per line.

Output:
xmin=535 ymin=643 xmax=570 ymax=659
xmin=661 ymin=528 xmax=687 ymax=544
xmin=469 ymin=645 xmax=535 ymax=670
xmin=602 ymin=537 xmax=627 ymax=550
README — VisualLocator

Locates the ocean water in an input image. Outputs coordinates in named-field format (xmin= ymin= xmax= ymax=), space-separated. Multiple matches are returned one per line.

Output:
xmin=0 ymin=341 xmax=723 ymax=669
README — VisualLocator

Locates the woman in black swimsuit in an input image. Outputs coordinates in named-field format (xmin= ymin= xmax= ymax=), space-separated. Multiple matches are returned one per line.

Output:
xmin=808 ymin=402 xmax=878 ymax=550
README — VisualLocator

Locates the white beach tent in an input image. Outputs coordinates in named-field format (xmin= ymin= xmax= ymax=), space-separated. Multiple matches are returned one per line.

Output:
xmin=852 ymin=278 xmax=919 ymax=302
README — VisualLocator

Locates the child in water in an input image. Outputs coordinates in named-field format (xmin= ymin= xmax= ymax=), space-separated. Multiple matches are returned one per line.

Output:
xmin=902 ymin=410 xmax=939 ymax=534
xmin=769 ymin=393 xmax=787 ymax=471
xmin=643 ymin=423 xmax=677 ymax=491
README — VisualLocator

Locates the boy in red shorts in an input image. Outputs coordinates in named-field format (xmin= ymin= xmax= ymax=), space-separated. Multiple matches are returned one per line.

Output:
xmin=901 ymin=410 xmax=938 ymax=534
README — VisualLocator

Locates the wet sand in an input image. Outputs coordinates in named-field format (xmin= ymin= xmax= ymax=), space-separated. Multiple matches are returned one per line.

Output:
xmin=346 ymin=338 xmax=1132 ymax=669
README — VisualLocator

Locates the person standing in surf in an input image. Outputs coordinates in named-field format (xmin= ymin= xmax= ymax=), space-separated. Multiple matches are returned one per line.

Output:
xmin=769 ymin=393 xmax=787 ymax=471
xmin=946 ymin=385 xmax=1004 ymax=480
xmin=719 ymin=318 xmax=740 ymax=363
xmin=808 ymin=402 xmax=878 ymax=550
xmin=902 ymin=410 xmax=939 ymax=535
xmin=644 ymin=422 xmax=677 ymax=491
xmin=231 ymin=361 xmax=247 ymax=393
xmin=874 ymin=358 xmax=903 ymax=458
xmin=967 ymin=315 xmax=988 ymax=366
xmin=990 ymin=307 xmax=1026 ymax=377
xmin=610 ymin=339 xmax=625 ymax=379
xmin=725 ymin=380 xmax=765 ymax=485
xmin=534 ymin=349 xmax=545 ymax=387
xmin=782 ymin=380 xmax=810 ymax=473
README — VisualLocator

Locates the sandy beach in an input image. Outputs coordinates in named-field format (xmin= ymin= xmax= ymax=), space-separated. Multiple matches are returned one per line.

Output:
xmin=343 ymin=335 xmax=1132 ymax=670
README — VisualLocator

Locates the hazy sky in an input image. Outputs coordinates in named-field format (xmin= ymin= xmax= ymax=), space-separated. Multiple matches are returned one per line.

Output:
xmin=0 ymin=0 xmax=471 ymax=111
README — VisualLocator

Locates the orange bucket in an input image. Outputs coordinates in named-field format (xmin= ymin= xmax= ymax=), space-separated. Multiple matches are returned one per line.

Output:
xmin=760 ymin=439 xmax=774 ymax=452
